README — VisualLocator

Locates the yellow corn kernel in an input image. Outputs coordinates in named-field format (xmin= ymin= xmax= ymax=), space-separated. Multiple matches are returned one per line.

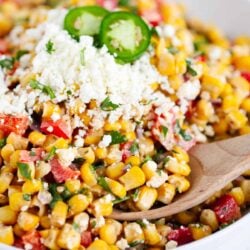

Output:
xmin=80 ymin=112 xmax=91 ymax=126
xmin=43 ymin=102 xmax=61 ymax=119
xmin=78 ymin=147 xmax=95 ymax=164
xmin=240 ymin=179 xmax=250 ymax=202
xmin=0 ymin=14 xmax=12 ymax=37
xmin=87 ymin=239 xmax=110 ymax=250
xmin=229 ymin=187 xmax=245 ymax=205
xmin=57 ymin=224 xmax=81 ymax=249
xmin=141 ymin=160 xmax=157 ymax=181
xmin=119 ymin=166 xmax=146 ymax=191
xmin=139 ymin=137 xmax=154 ymax=157
xmin=150 ymin=82 xmax=160 ymax=91
xmin=226 ymin=110 xmax=247 ymax=130
xmin=104 ymin=121 xmax=122 ymax=131
xmin=243 ymin=170 xmax=250 ymax=176
xmin=125 ymin=155 xmax=141 ymax=166
xmin=65 ymin=179 xmax=81 ymax=194
xmin=28 ymin=131 xmax=46 ymax=146
xmin=241 ymin=97 xmax=250 ymax=113
xmin=84 ymin=133 xmax=102 ymax=146
xmin=0 ymin=206 xmax=17 ymax=225
xmin=91 ymin=195 xmax=113 ymax=217
xmin=157 ymin=183 xmax=176 ymax=204
xmin=43 ymin=136 xmax=69 ymax=151
xmin=43 ymin=228 xmax=60 ymax=250
xmin=80 ymin=163 xmax=97 ymax=187
xmin=13 ymin=224 xmax=25 ymax=237
xmin=105 ymin=178 xmax=127 ymax=198
xmin=165 ymin=158 xmax=191 ymax=176
xmin=9 ymin=150 xmax=21 ymax=167
xmin=135 ymin=186 xmax=157 ymax=211
xmin=35 ymin=161 xmax=51 ymax=179
xmin=40 ymin=216 xmax=51 ymax=229
xmin=105 ymin=219 xmax=122 ymax=235
xmin=17 ymin=211 xmax=39 ymax=231
xmin=172 ymin=146 xmax=189 ymax=163
xmin=157 ymin=51 xmax=176 ymax=76
xmin=213 ymin=119 xmax=228 ymax=135
xmin=6 ymin=133 xmax=29 ymax=150
xmin=105 ymin=145 xmax=122 ymax=165
xmin=106 ymin=162 xmax=125 ymax=180
xmin=200 ymin=209 xmax=219 ymax=231
xmin=95 ymin=147 xmax=107 ymax=160
xmin=99 ymin=223 xmax=118 ymax=245
xmin=51 ymin=201 xmax=68 ymax=227
xmin=231 ymin=76 xmax=249 ymax=100
xmin=68 ymin=194 xmax=90 ymax=215
xmin=195 ymin=99 xmax=214 ymax=121
xmin=233 ymin=55 xmax=250 ymax=71
xmin=22 ymin=180 xmax=42 ymax=194
xmin=110 ymin=246 xmax=119 ymax=250
xmin=124 ymin=222 xmax=144 ymax=243
xmin=0 ymin=172 xmax=13 ymax=194
xmin=175 ymin=211 xmax=197 ymax=225
xmin=73 ymin=213 xmax=89 ymax=232
xmin=9 ymin=192 xmax=31 ymax=212
xmin=201 ymin=75 xmax=225 ymax=99
xmin=1 ymin=144 xmax=15 ymax=162
xmin=125 ymin=131 xmax=136 ymax=141
xmin=168 ymin=175 xmax=190 ymax=193
xmin=143 ymin=223 xmax=162 ymax=245
xmin=222 ymin=94 xmax=240 ymax=112
xmin=17 ymin=162 xmax=35 ymax=181
xmin=175 ymin=52 xmax=187 ymax=75
xmin=220 ymin=83 xmax=233 ymax=98
xmin=189 ymin=224 xmax=212 ymax=240
xmin=0 ymin=225 xmax=14 ymax=246
xmin=0 ymin=194 xmax=7 ymax=205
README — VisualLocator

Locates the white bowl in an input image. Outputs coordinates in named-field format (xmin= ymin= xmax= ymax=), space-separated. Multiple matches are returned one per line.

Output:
xmin=1 ymin=1 xmax=250 ymax=250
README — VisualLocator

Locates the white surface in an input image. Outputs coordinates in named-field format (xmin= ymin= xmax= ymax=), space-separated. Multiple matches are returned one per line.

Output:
xmin=1 ymin=0 xmax=250 ymax=250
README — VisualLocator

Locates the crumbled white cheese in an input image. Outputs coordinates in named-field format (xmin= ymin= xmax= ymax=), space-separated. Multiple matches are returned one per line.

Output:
xmin=177 ymin=79 xmax=201 ymax=101
xmin=73 ymin=213 xmax=89 ymax=233
xmin=208 ymin=46 xmax=222 ymax=61
xmin=165 ymin=240 xmax=178 ymax=249
xmin=147 ymin=170 xmax=168 ymax=188
xmin=98 ymin=135 xmax=112 ymax=148
xmin=116 ymin=238 xmax=130 ymax=250
xmin=57 ymin=147 xmax=78 ymax=167
xmin=37 ymin=190 xmax=53 ymax=205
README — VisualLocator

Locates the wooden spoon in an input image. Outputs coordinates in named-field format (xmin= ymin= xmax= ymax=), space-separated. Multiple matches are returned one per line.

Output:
xmin=110 ymin=134 xmax=250 ymax=221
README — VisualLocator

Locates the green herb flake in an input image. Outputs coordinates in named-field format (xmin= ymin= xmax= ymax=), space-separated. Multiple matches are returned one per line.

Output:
xmin=49 ymin=183 xmax=63 ymax=208
xmin=130 ymin=141 xmax=139 ymax=154
xmin=163 ymin=156 xmax=170 ymax=165
xmin=128 ymin=240 xmax=144 ymax=247
xmin=17 ymin=163 xmax=32 ymax=180
xmin=0 ymin=58 xmax=14 ymax=70
xmin=91 ymin=220 xmax=97 ymax=228
xmin=45 ymin=146 xmax=57 ymax=161
xmin=131 ymin=188 xmax=140 ymax=200
xmin=23 ymin=194 xmax=31 ymax=201
xmin=176 ymin=120 xmax=192 ymax=141
xmin=30 ymin=79 xmax=56 ymax=99
xmin=136 ymin=220 xmax=147 ymax=228
xmin=142 ymin=155 xmax=152 ymax=164
xmin=66 ymin=90 xmax=72 ymax=96
xmin=168 ymin=46 xmax=179 ymax=55
xmin=156 ymin=169 xmax=162 ymax=176
xmin=109 ymin=131 xmax=127 ymax=145
xmin=73 ymin=222 xmax=80 ymax=231
xmin=29 ymin=151 xmax=36 ymax=156
xmin=97 ymin=177 xmax=111 ymax=193
xmin=186 ymin=59 xmax=198 ymax=77
xmin=112 ymin=196 xmax=130 ymax=205
xmin=15 ymin=50 xmax=29 ymax=60
xmin=0 ymin=138 xmax=6 ymax=148
xmin=46 ymin=40 xmax=55 ymax=54
xmin=101 ymin=97 xmax=120 ymax=111
xmin=160 ymin=125 xmax=168 ymax=138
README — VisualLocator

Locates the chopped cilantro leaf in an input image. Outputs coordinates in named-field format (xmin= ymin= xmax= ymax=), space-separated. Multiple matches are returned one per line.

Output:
xmin=176 ymin=120 xmax=192 ymax=141
xmin=160 ymin=125 xmax=168 ymax=137
xmin=131 ymin=188 xmax=139 ymax=200
xmin=101 ymin=97 xmax=120 ymax=111
xmin=23 ymin=194 xmax=31 ymax=201
xmin=97 ymin=177 xmax=111 ymax=192
xmin=0 ymin=58 xmax=14 ymax=70
xmin=73 ymin=222 xmax=80 ymax=231
xmin=17 ymin=163 xmax=32 ymax=180
xmin=91 ymin=220 xmax=97 ymax=228
xmin=168 ymin=46 xmax=179 ymax=55
xmin=129 ymin=240 xmax=144 ymax=247
xmin=29 ymin=79 xmax=56 ymax=99
xmin=49 ymin=183 xmax=63 ymax=208
xmin=45 ymin=146 xmax=57 ymax=161
xmin=186 ymin=59 xmax=198 ymax=77
xmin=112 ymin=196 xmax=130 ymax=205
xmin=142 ymin=155 xmax=152 ymax=164
xmin=46 ymin=40 xmax=55 ymax=54
xmin=109 ymin=131 xmax=127 ymax=145
xmin=130 ymin=141 xmax=139 ymax=154
xmin=15 ymin=50 xmax=29 ymax=60
xmin=0 ymin=138 xmax=6 ymax=148
xmin=136 ymin=220 xmax=147 ymax=228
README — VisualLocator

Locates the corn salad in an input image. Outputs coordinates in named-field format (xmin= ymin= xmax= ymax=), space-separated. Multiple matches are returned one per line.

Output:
xmin=0 ymin=0 xmax=249 ymax=249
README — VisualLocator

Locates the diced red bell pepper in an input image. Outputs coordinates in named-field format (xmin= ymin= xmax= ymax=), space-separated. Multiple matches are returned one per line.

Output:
xmin=81 ymin=231 xmax=92 ymax=247
xmin=96 ymin=0 xmax=118 ymax=10
xmin=40 ymin=118 xmax=72 ymax=139
xmin=0 ymin=114 xmax=29 ymax=135
xmin=141 ymin=9 xmax=163 ymax=27
xmin=19 ymin=148 xmax=44 ymax=163
xmin=0 ymin=39 xmax=9 ymax=54
xmin=241 ymin=72 xmax=250 ymax=82
xmin=50 ymin=158 xmax=80 ymax=183
xmin=211 ymin=194 xmax=241 ymax=224
xmin=120 ymin=141 xmax=133 ymax=162
xmin=168 ymin=226 xmax=193 ymax=245
xmin=21 ymin=231 xmax=46 ymax=250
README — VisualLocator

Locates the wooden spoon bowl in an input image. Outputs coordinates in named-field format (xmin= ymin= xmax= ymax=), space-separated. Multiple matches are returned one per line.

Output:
xmin=110 ymin=134 xmax=250 ymax=221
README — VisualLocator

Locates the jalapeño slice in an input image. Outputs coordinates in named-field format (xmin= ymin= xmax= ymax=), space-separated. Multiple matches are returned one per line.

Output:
xmin=100 ymin=12 xmax=151 ymax=63
xmin=64 ymin=6 xmax=109 ymax=39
